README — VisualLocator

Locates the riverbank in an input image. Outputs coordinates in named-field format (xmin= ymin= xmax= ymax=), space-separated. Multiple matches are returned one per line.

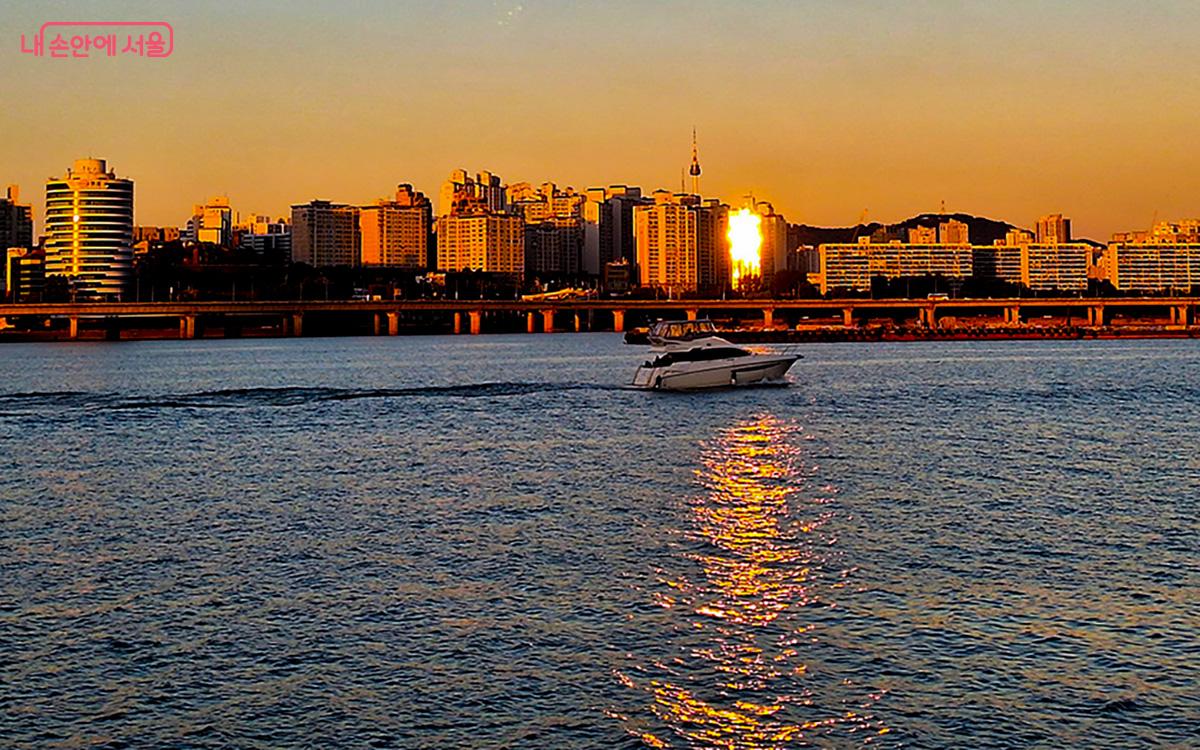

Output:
xmin=622 ymin=325 xmax=1200 ymax=345
xmin=3 ymin=322 xmax=1199 ymax=343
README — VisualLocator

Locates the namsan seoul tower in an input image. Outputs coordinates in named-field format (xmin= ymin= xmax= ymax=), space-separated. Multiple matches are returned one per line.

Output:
xmin=689 ymin=127 xmax=702 ymax=197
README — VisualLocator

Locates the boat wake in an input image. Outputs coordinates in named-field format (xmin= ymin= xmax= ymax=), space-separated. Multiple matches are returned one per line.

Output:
xmin=0 ymin=382 xmax=615 ymax=413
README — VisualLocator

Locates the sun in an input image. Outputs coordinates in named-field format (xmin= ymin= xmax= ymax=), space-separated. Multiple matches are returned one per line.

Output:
xmin=727 ymin=208 xmax=762 ymax=289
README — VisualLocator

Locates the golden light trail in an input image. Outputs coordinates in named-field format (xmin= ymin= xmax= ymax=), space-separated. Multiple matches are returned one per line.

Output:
xmin=727 ymin=208 xmax=762 ymax=290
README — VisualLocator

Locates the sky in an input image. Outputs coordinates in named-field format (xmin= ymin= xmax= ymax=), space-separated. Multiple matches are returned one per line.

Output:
xmin=3 ymin=0 xmax=1200 ymax=240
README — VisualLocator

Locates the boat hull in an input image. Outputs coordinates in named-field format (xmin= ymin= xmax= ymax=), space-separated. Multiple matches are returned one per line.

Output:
xmin=632 ymin=355 xmax=798 ymax=391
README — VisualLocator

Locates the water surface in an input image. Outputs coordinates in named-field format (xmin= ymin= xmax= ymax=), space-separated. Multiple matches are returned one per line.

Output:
xmin=1 ymin=335 xmax=1197 ymax=748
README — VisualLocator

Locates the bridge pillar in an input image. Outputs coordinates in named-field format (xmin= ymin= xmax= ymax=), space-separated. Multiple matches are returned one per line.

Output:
xmin=1004 ymin=306 xmax=1020 ymax=326
xmin=290 ymin=313 xmax=304 ymax=337
xmin=68 ymin=316 xmax=79 ymax=339
xmin=373 ymin=314 xmax=383 ymax=336
xmin=1088 ymin=305 xmax=1104 ymax=326
xmin=541 ymin=309 xmax=555 ymax=333
xmin=454 ymin=312 xmax=463 ymax=335
xmin=842 ymin=308 xmax=854 ymax=328
xmin=179 ymin=315 xmax=197 ymax=339
xmin=612 ymin=309 xmax=626 ymax=332
xmin=1165 ymin=304 xmax=1188 ymax=327
xmin=386 ymin=312 xmax=399 ymax=336
xmin=526 ymin=312 xmax=537 ymax=333
xmin=686 ymin=308 xmax=698 ymax=321
xmin=574 ymin=312 xmax=583 ymax=332
xmin=469 ymin=310 xmax=482 ymax=335
xmin=763 ymin=308 xmax=775 ymax=329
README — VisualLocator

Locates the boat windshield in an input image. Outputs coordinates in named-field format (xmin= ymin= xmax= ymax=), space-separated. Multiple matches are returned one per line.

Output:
xmin=649 ymin=319 xmax=719 ymax=341
xmin=651 ymin=346 xmax=751 ymax=367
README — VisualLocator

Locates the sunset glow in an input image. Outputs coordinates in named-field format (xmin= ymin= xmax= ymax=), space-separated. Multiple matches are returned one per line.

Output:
xmin=727 ymin=208 xmax=762 ymax=289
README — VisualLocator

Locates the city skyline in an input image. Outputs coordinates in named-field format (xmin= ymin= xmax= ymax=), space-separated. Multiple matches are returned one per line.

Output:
xmin=5 ymin=1 xmax=1200 ymax=239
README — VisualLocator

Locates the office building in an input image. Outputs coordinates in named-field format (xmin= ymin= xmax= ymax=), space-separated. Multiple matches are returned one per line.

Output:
xmin=359 ymin=184 xmax=432 ymax=269
xmin=44 ymin=158 xmax=134 ymax=299
xmin=634 ymin=190 xmax=698 ymax=293
xmin=1 ymin=185 xmax=34 ymax=250
xmin=185 ymin=196 xmax=234 ymax=246
xmin=291 ymin=200 xmax=360 ymax=267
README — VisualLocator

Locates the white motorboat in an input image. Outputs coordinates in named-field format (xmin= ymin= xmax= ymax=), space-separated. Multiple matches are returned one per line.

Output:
xmin=631 ymin=319 xmax=800 ymax=391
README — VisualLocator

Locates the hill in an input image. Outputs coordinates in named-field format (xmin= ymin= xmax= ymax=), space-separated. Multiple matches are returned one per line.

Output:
xmin=789 ymin=213 xmax=1025 ymax=247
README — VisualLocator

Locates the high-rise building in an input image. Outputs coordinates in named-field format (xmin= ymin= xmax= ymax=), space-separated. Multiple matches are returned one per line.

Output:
xmin=583 ymin=185 xmax=647 ymax=276
xmin=634 ymin=190 xmax=698 ymax=293
xmin=435 ymin=213 xmax=524 ymax=276
xmin=907 ymin=226 xmax=937 ymax=244
xmin=359 ymin=184 xmax=432 ymax=269
xmin=439 ymin=169 xmax=506 ymax=217
xmin=235 ymin=215 xmax=291 ymax=265
xmin=436 ymin=184 xmax=523 ymax=276
xmin=1108 ymin=243 xmax=1200 ymax=292
xmin=0 ymin=185 xmax=34 ymax=250
xmin=819 ymin=241 xmax=973 ymax=294
xmin=1035 ymin=214 xmax=1071 ymax=244
xmin=972 ymin=245 xmax=1023 ymax=285
xmin=939 ymin=219 xmax=970 ymax=244
xmin=757 ymin=201 xmax=790 ymax=281
xmin=185 ymin=196 xmax=234 ymax=246
xmin=291 ymin=200 xmax=360 ymax=267
xmin=524 ymin=218 xmax=583 ymax=277
xmin=44 ymin=158 xmax=134 ymax=299
xmin=1005 ymin=229 xmax=1034 ymax=246
xmin=5 ymin=248 xmax=45 ymax=302
xmin=509 ymin=182 xmax=584 ymax=223
xmin=1146 ymin=219 xmax=1200 ymax=243
xmin=510 ymin=182 xmax=585 ymax=277
xmin=695 ymin=200 xmax=730 ymax=293
xmin=1024 ymin=244 xmax=1090 ymax=291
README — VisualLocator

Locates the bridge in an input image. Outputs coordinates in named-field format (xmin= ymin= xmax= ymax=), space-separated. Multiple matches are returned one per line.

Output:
xmin=0 ymin=297 xmax=1197 ymax=339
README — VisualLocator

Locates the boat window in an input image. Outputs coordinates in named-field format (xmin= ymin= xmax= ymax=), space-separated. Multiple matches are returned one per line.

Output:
xmin=650 ymin=319 xmax=719 ymax=341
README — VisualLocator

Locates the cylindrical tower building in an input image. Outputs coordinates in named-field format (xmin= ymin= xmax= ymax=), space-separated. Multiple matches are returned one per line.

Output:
xmin=44 ymin=158 xmax=134 ymax=299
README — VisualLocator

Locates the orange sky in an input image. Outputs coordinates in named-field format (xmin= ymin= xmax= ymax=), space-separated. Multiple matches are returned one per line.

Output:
xmin=4 ymin=1 xmax=1200 ymax=240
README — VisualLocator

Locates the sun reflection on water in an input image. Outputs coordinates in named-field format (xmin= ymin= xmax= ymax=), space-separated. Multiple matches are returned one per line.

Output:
xmin=617 ymin=415 xmax=888 ymax=748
